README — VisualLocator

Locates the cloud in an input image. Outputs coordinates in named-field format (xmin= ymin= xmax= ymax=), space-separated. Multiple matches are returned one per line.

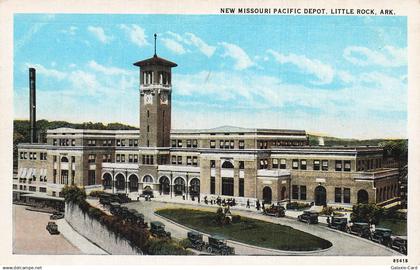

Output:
xmin=161 ymin=38 xmax=186 ymax=55
xmin=343 ymin=46 xmax=407 ymax=67
xmin=87 ymin=60 xmax=131 ymax=76
xmin=185 ymin=33 xmax=216 ymax=57
xmin=69 ymin=70 xmax=100 ymax=95
xmin=24 ymin=63 xmax=66 ymax=80
xmin=120 ymin=24 xmax=148 ymax=47
xmin=219 ymin=42 xmax=254 ymax=70
xmin=87 ymin=26 xmax=112 ymax=44
xmin=61 ymin=26 xmax=78 ymax=35
xmin=267 ymin=49 xmax=335 ymax=85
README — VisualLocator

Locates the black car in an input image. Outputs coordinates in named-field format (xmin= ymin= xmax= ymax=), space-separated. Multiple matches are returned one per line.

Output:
xmin=328 ymin=217 xmax=347 ymax=231
xmin=109 ymin=202 xmax=121 ymax=215
xmin=187 ymin=231 xmax=206 ymax=251
xmin=297 ymin=210 xmax=319 ymax=224
xmin=347 ymin=222 xmax=371 ymax=238
xmin=206 ymin=235 xmax=235 ymax=255
xmin=46 ymin=222 xmax=60 ymax=235
xmin=263 ymin=205 xmax=285 ymax=217
xmin=150 ymin=221 xmax=171 ymax=239
xmin=370 ymin=228 xmax=392 ymax=245
xmin=389 ymin=236 xmax=407 ymax=255
xmin=99 ymin=193 xmax=113 ymax=206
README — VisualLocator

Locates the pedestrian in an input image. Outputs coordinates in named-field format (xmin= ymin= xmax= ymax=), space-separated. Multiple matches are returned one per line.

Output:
xmin=262 ymin=203 xmax=265 ymax=212
xmin=327 ymin=216 xmax=330 ymax=226
xmin=256 ymin=199 xmax=260 ymax=211
xmin=246 ymin=199 xmax=250 ymax=208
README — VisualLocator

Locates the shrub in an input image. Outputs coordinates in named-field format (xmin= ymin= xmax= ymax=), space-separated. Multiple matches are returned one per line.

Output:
xmin=320 ymin=206 xmax=334 ymax=216
xmin=286 ymin=202 xmax=311 ymax=210
xmin=89 ymin=190 xmax=105 ymax=197
xmin=232 ymin=215 xmax=241 ymax=223
xmin=145 ymin=238 xmax=193 ymax=255
xmin=351 ymin=203 xmax=384 ymax=224
xmin=178 ymin=238 xmax=192 ymax=249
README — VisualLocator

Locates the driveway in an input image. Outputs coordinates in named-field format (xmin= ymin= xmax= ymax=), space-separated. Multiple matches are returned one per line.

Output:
xmin=124 ymin=200 xmax=401 ymax=256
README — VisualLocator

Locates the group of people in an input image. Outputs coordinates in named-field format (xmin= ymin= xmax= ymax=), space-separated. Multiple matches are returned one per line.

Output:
xmin=203 ymin=196 xmax=237 ymax=207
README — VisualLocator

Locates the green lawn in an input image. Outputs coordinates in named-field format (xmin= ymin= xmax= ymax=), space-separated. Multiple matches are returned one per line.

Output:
xmin=156 ymin=208 xmax=332 ymax=251
xmin=378 ymin=218 xmax=407 ymax=236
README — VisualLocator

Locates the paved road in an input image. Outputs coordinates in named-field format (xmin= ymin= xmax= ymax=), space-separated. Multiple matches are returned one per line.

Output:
xmin=124 ymin=200 xmax=401 ymax=256
xmin=13 ymin=204 xmax=82 ymax=255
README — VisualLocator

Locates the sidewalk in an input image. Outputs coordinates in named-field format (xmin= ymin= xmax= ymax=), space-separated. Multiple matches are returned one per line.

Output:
xmin=56 ymin=218 xmax=108 ymax=255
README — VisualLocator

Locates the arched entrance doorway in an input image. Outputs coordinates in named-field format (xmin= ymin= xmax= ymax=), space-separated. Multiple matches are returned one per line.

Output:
xmin=115 ymin=173 xmax=125 ymax=191
xmin=357 ymin=189 xmax=369 ymax=204
xmin=103 ymin=173 xmax=112 ymax=190
xmin=128 ymin=174 xmax=139 ymax=192
xmin=280 ymin=186 xmax=286 ymax=200
xmin=262 ymin=186 xmax=272 ymax=204
xmin=159 ymin=176 xmax=170 ymax=195
xmin=189 ymin=178 xmax=200 ymax=197
xmin=174 ymin=177 xmax=186 ymax=196
xmin=314 ymin=186 xmax=327 ymax=206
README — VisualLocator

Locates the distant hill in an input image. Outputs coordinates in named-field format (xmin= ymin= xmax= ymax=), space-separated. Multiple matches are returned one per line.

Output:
xmin=307 ymin=134 xmax=400 ymax=147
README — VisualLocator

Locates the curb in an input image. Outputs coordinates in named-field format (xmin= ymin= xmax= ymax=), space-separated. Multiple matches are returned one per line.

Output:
xmin=154 ymin=212 xmax=333 ymax=256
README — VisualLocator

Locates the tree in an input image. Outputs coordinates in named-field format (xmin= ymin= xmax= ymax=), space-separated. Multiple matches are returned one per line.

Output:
xmin=351 ymin=203 xmax=384 ymax=225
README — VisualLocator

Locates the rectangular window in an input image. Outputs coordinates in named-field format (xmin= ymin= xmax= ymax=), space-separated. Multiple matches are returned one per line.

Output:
xmin=300 ymin=185 xmax=307 ymax=200
xmin=219 ymin=140 xmax=224 ymax=149
xmin=129 ymin=139 xmax=133 ymax=146
xmin=292 ymin=185 xmax=299 ymax=200
xmin=313 ymin=160 xmax=320 ymax=170
xmin=210 ymin=140 xmax=216 ymax=149
xmin=171 ymin=156 xmax=176 ymax=164
xmin=344 ymin=160 xmax=351 ymax=171
xmin=28 ymin=186 xmax=36 ymax=192
xmin=172 ymin=140 xmax=176 ymax=147
xmin=53 ymin=169 xmax=57 ymax=184
xmin=187 ymin=156 xmax=192 ymax=165
xmin=88 ymin=170 xmax=96 ymax=185
xmin=134 ymin=154 xmax=138 ymax=163
xmin=150 ymin=156 xmax=154 ymax=165
xmin=53 ymin=139 xmax=57 ymax=146
xmin=239 ymin=161 xmax=245 ymax=169
xmin=88 ymin=154 xmax=96 ymax=163
xmin=53 ymin=155 xmax=57 ymax=162
xmin=292 ymin=159 xmax=299 ymax=169
xmin=335 ymin=160 xmax=343 ymax=171
xmin=103 ymin=140 xmax=107 ymax=146
xmin=187 ymin=140 xmax=191 ymax=148
xmin=222 ymin=177 xmax=234 ymax=196
xmin=239 ymin=178 xmax=244 ymax=197
xmin=134 ymin=139 xmax=138 ymax=146
xmin=192 ymin=156 xmax=198 ymax=166
xmin=116 ymin=154 xmax=121 ymax=163
xmin=300 ymin=160 xmax=307 ymax=170
xmin=239 ymin=140 xmax=245 ymax=149
xmin=230 ymin=140 xmax=234 ymax=149
xmin=39 ymin=187 xmax=47 ymax=193
xmin=108 ymin=140 xmax=112 ymax=146
xmin=272 ymin=158 xmax=279 ymax=169
xmin=210 ymin=177 xmax=215 ymax=194
xmin=121 ymin=140 xmax=125 ymax=146
xmin=177 ymin=140 xmax=183 ymax=148
xmin=343 ymin=188 xmax=351 ymax=203
xmin=177 ymin=156 xmax=182 ymax=165
xmin=102 ymin=154 xmax=107 ymax=162
xmin=280 ymin=159 xmax=286 ymax=169
xmin=192 ymin=139 xmax=198 ymax=148
xmin=210 ymin=160 xmax=216 ymax=168
xmin=116 ymin=139 xmax=121 ymax=146
xmin=322 ymin=160 xmax=329 ymax=171
xmin=129 ymin=154 xmax=133 ymax=163
xmin=335 ymin=187 xmax=342 ymax=203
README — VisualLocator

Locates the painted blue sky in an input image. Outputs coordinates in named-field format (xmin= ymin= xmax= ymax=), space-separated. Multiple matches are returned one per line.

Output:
xmin=14 ymin=14 xmax=407 ymax=139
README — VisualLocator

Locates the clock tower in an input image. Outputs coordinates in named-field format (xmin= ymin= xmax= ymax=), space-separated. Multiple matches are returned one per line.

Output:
xmin=133 ymin=34 xmax=177 ymax=151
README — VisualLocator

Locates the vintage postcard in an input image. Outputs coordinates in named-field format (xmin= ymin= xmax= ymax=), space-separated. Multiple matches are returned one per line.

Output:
xmin=0 ymin=0 xmax=419 ymax=268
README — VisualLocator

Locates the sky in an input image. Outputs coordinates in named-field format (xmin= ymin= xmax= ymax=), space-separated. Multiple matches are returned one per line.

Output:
xmin=13 ymin=14 xmax=407 ymax=139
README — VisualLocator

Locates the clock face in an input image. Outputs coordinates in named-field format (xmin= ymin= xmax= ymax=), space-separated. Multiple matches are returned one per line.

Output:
xmin=160 ymin=93 xmax=168 ymax=104
xmin=144 ymin=94 xmax=153 ymax=105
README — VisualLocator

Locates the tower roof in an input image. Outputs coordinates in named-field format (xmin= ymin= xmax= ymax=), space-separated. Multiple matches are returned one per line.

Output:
xmin=133 ymin=55 xmax=177 ymax=68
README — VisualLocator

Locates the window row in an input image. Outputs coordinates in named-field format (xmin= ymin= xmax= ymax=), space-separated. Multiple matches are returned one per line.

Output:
xmin=171 ymin=155 xmax=199 ymax=166
xmin=142 ymin=155 xmax=154 ymax=165
xmin=171 ymin=139 xmax=198 ymax=148
xmin=116 ymin=139 xmax=139 ymax=147
xmin=209 ymin=140 xmax=245 ymax=149
xmin=272 ymin=159 xmax=352 ymax=171
xmin=53 ymin=155 xmax=75 ymax=163
xmin=258 ymin=140 xmax=307 ymax=149
xmin=210 ymin=160 xmax=245 ymax=169
xmin=209 ymin=177 xmax=245 ymax=197
xmin=335 ymin=187 xmax=351 ymax=204
xmin=53 ymin=138 xmax=76 ymax=146
xmin=19 ymin=152 xmax=47 ymax=160
xmin=356 ymin=158 xmax=382 ymax=171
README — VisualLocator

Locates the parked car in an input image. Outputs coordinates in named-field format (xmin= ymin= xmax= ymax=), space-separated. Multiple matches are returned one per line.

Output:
xmin=370 ymin=228 xmax=392 ymax=246
xmin=187 ymin=231 xmax=206 ymax=251
xmin=206 ymin=235 xmax=235 ymax=255
xmin=99 ymin=193 xmax=113 ymax=206
xmin=116 ymin=193 xmax=131 ymax=203
xmin=150 ymin=221 xmax=171 ymax=239
xmin=297 ymin=210 xmax=319 ymax=224
xmin=119 ymin=206 xmax=130 ymax=220
xmin=133 ymin=212 xmax=148 ymax=228
xmin=389 ymin=236 xmax=407 ymax=255
xmin=328 ymin=217 xmax=347 ymax=231
xmin=109 ymin=202 xmax=121 ymax=215
xmin=50 ymin=212 xmax=64 ymax=220
xmin=46 ymin=222 xmax=60 ymax=235
xmin=347 ymin=222 xmax=371 ymax=238
xmin=263 ymin=205 xmax=285 ymax=217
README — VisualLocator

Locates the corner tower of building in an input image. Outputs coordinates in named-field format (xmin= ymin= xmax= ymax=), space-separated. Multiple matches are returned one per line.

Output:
xmin=133 ymin=39 xmax=177 ymax=148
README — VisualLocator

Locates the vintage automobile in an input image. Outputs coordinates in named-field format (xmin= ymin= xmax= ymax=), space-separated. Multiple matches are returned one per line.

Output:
xmin=187 ymin=231 xmax=206 ymax=251
xmin=46 ymin=221 xmax=60 ymax=235
xmin=328 ymin=216 xmax=348 ymax=231
xmin=109 ymin=202 xmax=121 ymax=215
xmin=119 ymin=206 xmax=130 ymax=220
xmin=389 ymin=236 xmax=407 ymax=254
xmin=116 ymin=193 xmax=132 ymax=204
xmin=297 ymin=210 xmax=319 ymax=224
xmin=150 ymin=221 xmax=171 ymax=239
xmin=50 ymin=211 xmax=64 ymax=220
xmin=263 ymin=205 xmax=285 ymax=217
xmin=347 ymin=222 xmax=371 ymax=238
xmin=370 ymin=228 xmax=392 ymax=245
xmin=133 ymin=212 xmax=148 ymax=228
xmin=99 ymin=193 xmax=113 ymax=206
xmin=206 ymin=235 xmax=235 ymax=255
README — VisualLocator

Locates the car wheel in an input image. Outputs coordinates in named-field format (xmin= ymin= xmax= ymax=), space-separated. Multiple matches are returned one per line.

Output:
xmin=399 ymin=246 xmax=406 ymax=254
xmin=221 ymin=250 xmax=228 ymax=256
xmin=207 ymin=246 xmax=213 ymax=253
xmin=197 ymin=245 xmax=202 ymax=251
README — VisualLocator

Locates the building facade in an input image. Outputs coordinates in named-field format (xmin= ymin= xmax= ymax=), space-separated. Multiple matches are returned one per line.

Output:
xmin=14 ymin=53 xmax=400 ymax=207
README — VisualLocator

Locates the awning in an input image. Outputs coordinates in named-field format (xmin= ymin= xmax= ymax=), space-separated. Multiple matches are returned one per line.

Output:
xmin=41 ymin=168 xmax=47 ymax=177
xmin=32 ymin=168 xmax=37 ymax=179
xmin=17 ymin=168 xmax=24 ymax=178
xmin=20 ymin=168 xmax=27 ymax=179
xmin=25 ymin=168 xmax=33 ymax=179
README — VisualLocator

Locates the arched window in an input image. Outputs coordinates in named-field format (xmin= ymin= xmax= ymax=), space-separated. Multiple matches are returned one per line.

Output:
xmin=143 ymin=175 xmax=153 ymax=183
xmin=222 ymin=160 xmax=234 ymax=169
xmin=61 ymin=156 xmax=69 ymax=162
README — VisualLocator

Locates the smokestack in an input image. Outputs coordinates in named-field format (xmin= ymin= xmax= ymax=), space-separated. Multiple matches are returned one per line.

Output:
xmin=29 ymin=68 xmax=36 ymax=144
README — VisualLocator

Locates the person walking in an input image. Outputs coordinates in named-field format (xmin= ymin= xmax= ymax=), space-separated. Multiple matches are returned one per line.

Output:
xmin=246 ymin=199 xmax=250 ymax=208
